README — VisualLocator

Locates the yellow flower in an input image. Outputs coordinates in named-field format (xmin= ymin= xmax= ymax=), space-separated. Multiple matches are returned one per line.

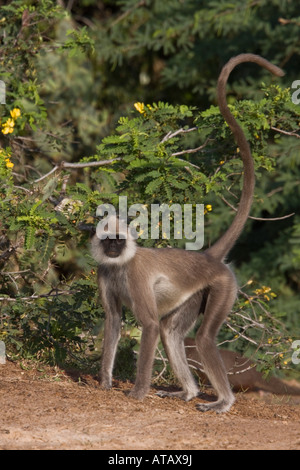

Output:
xmin=134 ymin=102 xmax=145 ymax=114
xmin=2 ymin=118 xmax=15 ymax=135
xmin=5 ymin=118 xmax=15 ymax=127
xmin=5 ymin=158 xmax=14 ymax=169
xmin=2 ymin=126 xmax=13 ymax=135
xmin=204 ymin=204 xmax=212 ymax=215
xmin=10 ymin=108 xmax=21 ymax=120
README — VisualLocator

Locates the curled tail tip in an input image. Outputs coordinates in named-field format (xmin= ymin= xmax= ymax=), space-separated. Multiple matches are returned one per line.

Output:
xmin=211 ymin=53 xmax=284 ymax=261
xmin=223 ymin=53 xmax=285 ymax=78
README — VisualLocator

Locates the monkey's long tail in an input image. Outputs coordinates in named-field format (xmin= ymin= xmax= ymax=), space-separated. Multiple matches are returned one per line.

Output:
xmin=207 ymin=54 xmax=284 ymax=261
xmin=255 ymin=376 xmax=300 ymax=396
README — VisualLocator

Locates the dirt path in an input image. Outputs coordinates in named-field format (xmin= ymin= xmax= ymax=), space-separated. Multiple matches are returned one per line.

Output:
xmin=0 ymin=361 xmax=299 ymax=450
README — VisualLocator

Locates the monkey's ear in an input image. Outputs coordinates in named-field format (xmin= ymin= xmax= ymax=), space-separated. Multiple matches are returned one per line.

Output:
xmin=89 ymin=226 xmax=96 ymax=237
xmin=77 ymin=222 xmax=96 ymax=237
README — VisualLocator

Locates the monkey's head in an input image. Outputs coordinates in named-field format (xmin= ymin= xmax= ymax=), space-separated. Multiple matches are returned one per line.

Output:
xmin=90 ymin=215 xmax=137 ymax=265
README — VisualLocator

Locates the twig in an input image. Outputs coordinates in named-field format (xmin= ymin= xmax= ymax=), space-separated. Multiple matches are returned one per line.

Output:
xmin=33 ymin=158 xmax=122 ymax=183
xmin=34 ymin=165 xmax=59 ymax=183
xmin=0 ymin=269 xmax=31 ymax=275
xmin=271 ymin=126 xmax=300 ymax=139
xmin=177 ymin=159 xmax=201 ymax=170
xmin=110 ymin=0 xmax=146 ymax=28
xmin=0 ymin=289 xmax=77 ymax=302
xmin=152 ymin=347 xmax=169 ymax=383
xmin=172 ymin=138 xmax=211 ymax=157
xmin=60 ymin=159 xmax=122 ymax=168
xmin=221 ymin=196 xmax=295 ymax=221
xmin=185 ymin=348 xmax=256 ymax=376
xmin=160 ymin=127 xmax=197 ymax=143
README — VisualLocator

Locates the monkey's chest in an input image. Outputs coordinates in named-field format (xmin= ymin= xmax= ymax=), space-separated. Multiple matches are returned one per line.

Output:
xmin=101 ymin=269 xmax=133 ymax=309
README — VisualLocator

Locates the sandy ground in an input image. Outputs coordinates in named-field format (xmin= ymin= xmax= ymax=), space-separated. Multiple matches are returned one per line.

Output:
xmin=0 ymin=360 xmax=299 ymax=450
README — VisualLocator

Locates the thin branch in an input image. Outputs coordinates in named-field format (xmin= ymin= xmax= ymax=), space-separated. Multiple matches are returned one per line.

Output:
xmin=171 ymin=138 xmax=211 ymax=157
xmin=33 ymin=158 xmax=122 ymax=183
xmin=152 ymin=346 xmax=169 ymax=383
xmin=33 ymin=165 xmax=59 ymax=183
xmin=160 ymin=127 xmax=197 ymax=143
xmin=177 ymin=159 xmax=201 ymax=170
xmin=110 ymin=0 xmax=147 ymax=28
xmin=61 ymin=158 xmax=122 ymax=168
xmin=185 ymin=351 xmax=256 ymax=376
xmin=267 ymin=181 xmax=300 ymax=198
xmin=271 ymin=126 xmax=300 ymax=139
xmin=0 ymin=289 xmax=76 ymax=303
xmin=221 ymin=196 xmax=295 ymax=221
xmin=0 ymin=269 xmax=31 ymax=276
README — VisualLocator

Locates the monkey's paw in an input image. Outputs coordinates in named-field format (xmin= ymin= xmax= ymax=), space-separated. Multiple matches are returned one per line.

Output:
xmin=128 ymin=388 xmax=147 ymax=400
xmin=196 ymin=398 xmax=235 ymax=413
xmin=100 ymin=379 xmax=112 ymax=390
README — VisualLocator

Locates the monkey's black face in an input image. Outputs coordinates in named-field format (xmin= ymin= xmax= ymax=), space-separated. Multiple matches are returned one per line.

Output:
xmin=100 ymin=235 xmax=126 ymax=258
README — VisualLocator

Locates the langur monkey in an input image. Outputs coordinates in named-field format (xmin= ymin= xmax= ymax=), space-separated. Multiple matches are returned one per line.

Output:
xmin=91 ymin=54 xmax=284 ymax=413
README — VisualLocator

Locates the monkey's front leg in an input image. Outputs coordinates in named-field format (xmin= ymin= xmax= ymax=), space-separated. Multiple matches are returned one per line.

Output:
xmin=100 ymin=302 xmax=122 ymax=389
xmin=129 ymin=319 xmax=159 ymax=400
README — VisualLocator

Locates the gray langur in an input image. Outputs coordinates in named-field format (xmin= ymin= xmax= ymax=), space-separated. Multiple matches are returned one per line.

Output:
xmin=91 ymin=54 xmax=284 ymax=413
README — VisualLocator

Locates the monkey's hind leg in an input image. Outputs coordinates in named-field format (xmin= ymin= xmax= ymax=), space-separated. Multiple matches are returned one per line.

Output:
xmin=195 ymin=273 xmax=237 ymax=413
xmin=157 ymin=293 xmax=201 ymax=401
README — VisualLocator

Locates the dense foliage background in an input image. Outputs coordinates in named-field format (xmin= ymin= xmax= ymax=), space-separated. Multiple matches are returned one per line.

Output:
xmin=0 ymin=0 xmax=299 ymax=381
